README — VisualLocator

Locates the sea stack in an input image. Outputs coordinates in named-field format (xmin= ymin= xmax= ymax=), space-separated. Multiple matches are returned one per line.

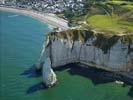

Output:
xmin=35 ymin=35 xmax=57 ymax=87
xmin=42 ymin=58 xmax=57 ymax=87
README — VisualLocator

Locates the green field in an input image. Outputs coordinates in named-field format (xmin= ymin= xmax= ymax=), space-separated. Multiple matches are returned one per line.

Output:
xmin=86 ymin=14 xmax=133 ymax=33
xmin=105 ymin=0 xmax=133 ymax=10
xmin=84 ymin=0 xmax=133 ymax=34
xmin=61 ymin=0 xmax=133 ymax=34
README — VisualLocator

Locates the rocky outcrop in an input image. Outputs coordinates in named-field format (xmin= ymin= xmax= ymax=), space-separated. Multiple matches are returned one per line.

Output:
xmin=36 ymin=28 xmax=133 ymax=87
xmin=42 ymin=58 xmax=57 ymax=87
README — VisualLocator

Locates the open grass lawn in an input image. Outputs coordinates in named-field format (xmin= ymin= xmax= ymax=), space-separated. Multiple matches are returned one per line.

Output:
xmin=86 ymin=14 xmax=133 ymax=34
xmin=85 ymin=0 xmax=133 ymax=34
xmin=105 ymin=0 xmax=133 ymax=10
xmin=122 ymin=4 xmax=133 ymax=10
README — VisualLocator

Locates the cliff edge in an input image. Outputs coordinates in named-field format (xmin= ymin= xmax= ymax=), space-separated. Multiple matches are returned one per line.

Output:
xmin=36 ymin=28 xmax=133 ymax=87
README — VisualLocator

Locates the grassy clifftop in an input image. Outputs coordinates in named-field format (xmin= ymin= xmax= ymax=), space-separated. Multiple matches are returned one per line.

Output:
xmin=86 ymin=14 xmax=133 ymax=33
xmin=60 ymin=0 xmax=133 ymax=34
xmin=85 ymin=1 xmax=133 ymax=34
xmin=48 ymin=28 xmax=133 ymax=53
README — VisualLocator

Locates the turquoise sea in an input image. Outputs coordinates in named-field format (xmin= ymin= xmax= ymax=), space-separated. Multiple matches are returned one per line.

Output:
xmin=0 ymin=11 xmax=133 ymax=100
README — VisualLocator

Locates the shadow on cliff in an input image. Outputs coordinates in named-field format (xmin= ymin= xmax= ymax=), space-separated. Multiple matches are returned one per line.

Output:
xmin=26 ymin=82 xmax=48 ymax=94
xmin=54 ymin=63 xmax=115 ymax=85
xmin=20 ymin=62 xmax=44 ymax=78
xmin=26 ymin=63 xmax=114 ymax=94
xmin=25 ymin=63 xmax=133 ymax=95
xmin=20 ymin=62 xmax=50 ymax=94
xmin=128 ymin=87 xmax=133 ymax=97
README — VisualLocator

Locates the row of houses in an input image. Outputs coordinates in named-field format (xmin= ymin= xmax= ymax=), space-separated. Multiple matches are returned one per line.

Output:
xmin=0 ymin=0 xmax=84 ymax=13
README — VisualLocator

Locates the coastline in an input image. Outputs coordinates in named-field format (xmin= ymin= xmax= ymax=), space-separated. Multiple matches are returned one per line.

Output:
xmin=0 ymin=6 xmax=69 ymax=30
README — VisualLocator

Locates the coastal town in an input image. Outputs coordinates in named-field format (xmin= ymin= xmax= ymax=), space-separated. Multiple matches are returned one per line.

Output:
xmin=0 ymin=0 xmax=83 ymax=13
xmin=0 ymin=0 xmax=86 ymax=28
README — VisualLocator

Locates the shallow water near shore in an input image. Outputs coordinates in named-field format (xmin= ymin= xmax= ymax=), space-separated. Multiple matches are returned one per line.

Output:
xmin=0 ymin=11 xmax=133 ymax=100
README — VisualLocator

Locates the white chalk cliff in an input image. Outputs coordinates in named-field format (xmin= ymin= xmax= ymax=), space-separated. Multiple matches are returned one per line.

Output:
xmin=36 ymin=29 xmax=133 ymax=87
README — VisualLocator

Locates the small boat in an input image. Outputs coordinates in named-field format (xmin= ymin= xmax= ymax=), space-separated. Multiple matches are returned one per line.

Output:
xmin=8 ymin=15 xmax=19 ymax=18
xmin=115 ymin=80 xmax=124 ymax=85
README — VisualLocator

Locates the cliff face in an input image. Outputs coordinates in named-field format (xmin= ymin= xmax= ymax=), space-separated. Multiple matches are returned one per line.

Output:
xmin=37 ymin=29 xmax=133 ymax=87
xmin=48 ymin=29 xmax=133 ymax=72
